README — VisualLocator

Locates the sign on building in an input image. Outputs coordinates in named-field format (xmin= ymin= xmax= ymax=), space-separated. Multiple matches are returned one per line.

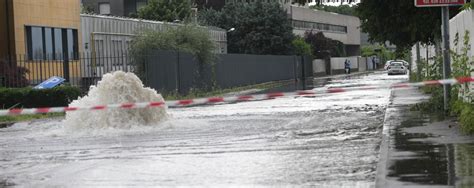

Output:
xmin=34 ymin=76 xmax=66 ymax=89
xmin=415 ymin=0 xmax=466 ymax=7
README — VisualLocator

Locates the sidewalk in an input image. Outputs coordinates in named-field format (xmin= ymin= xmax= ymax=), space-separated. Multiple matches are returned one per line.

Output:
xmin=313 ymin=70 xmax=376 ymax=81
xmin=376 ymin=87 xmax=474 ymax=187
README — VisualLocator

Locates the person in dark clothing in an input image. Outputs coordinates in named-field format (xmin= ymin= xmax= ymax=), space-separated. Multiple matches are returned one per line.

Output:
xmin=344 ymin=59 xmax=351 ymax=74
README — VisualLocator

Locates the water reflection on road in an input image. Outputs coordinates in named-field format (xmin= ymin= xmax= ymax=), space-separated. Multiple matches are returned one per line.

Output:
xmin=0 ymin=72 xmax=408 ymax=187
xmin=385 ymin=98 xmax=474 ymax=187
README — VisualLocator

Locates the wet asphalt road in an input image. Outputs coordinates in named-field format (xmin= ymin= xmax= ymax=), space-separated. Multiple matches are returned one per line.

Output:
xmin=0 ymin=72 xmax=408 ymax=187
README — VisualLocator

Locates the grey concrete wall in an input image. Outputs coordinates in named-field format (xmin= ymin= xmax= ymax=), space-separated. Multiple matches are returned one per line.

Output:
xmin=358 ymin=57 xmax=367 ymax=72
xmin=331 ymin=57 xmax=358 ymax=70
xmin=215 ymin=54 xmax=297 ymax=89
xmin=313 ymin=59 xmax=326 ymax=76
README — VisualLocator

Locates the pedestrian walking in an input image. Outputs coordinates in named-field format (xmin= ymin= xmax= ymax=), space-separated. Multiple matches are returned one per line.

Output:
xmin=344 ymin=59 xmax=351 ymax=74
xmin=372 ymin=58 xmax=376 ymax=70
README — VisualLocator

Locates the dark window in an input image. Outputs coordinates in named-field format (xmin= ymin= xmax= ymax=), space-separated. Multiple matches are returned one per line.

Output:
xmin=44 ymin=28 xmax=53 ymax=60
xmin=67 ymin=29 xmax=78 ymax=59
xmin=54 ymin=28 xmax=63 ymax=60
xmin=26 ymin=26 xmax=78 ymax=60
xmin=26 ymin=27 xmax=44 ymax=60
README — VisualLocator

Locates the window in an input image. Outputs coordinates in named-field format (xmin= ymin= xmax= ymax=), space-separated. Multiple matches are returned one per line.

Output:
xmin=67 ymin=29 xmax=78 ymax=59
xmin=44 ymin=28 xmax=53 ymax=60
xmin=26 ymin=26 xmax=79 ymax=60
xmin=99 ymin=3 xmax=111 ymax=15
xmin=27 ymin=27 xmax=44 ymax=60
xmin=54 ymin=28 xmax=63 ymax=60
xmin=291 ymin=20 xmax=348 ymax=34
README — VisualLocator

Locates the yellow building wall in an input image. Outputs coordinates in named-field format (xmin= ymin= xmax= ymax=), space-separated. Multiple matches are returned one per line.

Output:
xmin=11 ymin=0 xmax=82 ymax=82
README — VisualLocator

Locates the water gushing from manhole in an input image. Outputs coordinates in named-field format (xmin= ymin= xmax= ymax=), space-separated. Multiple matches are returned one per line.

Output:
xmin=64 ymin=71 xmax=168 ymax=129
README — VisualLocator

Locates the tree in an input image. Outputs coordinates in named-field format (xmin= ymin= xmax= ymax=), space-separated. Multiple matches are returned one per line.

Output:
xmin=80 ymin=4 xmax=94 ymax=14
xmin=199 ymin=2 xmax=295 ymax=55
xmin=462 ymin=1 xmax=474 ymax=10
xmin=304 ymin=31 xmax=345 ymax=58
xmin=292 ymin=37 xmax=313 ymax=56
xmin=130 ymin=24 xmax=215 ymax=81
xmin=137 ymin=0 xmax=192 ymax=22
xmin=356 ymin=0 xmax=461 ymax=53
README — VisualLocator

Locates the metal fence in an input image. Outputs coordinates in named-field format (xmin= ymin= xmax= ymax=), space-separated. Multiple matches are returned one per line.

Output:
xmin=0 ymin=52 xmax=134 ymax=90
xmin=144 ymin=50 xmax=312 ymax=94
xmin=1 ymin=51 xmax=312 ymax=94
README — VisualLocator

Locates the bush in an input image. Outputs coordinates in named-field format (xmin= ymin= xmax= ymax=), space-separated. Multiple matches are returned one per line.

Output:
xmin=459 ymin=103 xmax=474 ymax=133
xmin=0 ymin=86 xmax=81 ymax=109
xmin=0 ymin=63 xmax=29 ymax=87
xmin=292 ymin=37 xmax=313 ymax=56
xmin=304 ymin=31 xmax=345 ymax=58
xmin=131 ymin=24 xmax=216 ymax=75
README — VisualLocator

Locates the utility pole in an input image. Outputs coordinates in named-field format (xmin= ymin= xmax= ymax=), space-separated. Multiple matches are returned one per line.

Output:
xmin=416 ymin=42 xmax=421 ymax=81
xmin=426 ymin=45 xmax=430 ymax=77
xmin=441 ymin=6 xmax=451 ymax=112
xmin=414 ymin=0 xmax=464 ymax=112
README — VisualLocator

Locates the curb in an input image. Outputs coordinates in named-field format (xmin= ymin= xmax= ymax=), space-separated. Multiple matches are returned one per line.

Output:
xmin=375 ymin=89 xmax=395 ymax=187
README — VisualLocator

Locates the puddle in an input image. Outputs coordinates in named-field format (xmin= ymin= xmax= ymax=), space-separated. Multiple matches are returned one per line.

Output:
xmin=387 ymin=109 xmax=474 ymax=187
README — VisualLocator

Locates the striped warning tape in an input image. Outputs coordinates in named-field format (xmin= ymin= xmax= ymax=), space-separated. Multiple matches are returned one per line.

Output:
xmin=0 ymin=77 xmax=473 ymax=116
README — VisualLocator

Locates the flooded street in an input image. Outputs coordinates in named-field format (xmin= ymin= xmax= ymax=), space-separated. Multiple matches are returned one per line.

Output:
xmin=0 ymin=72 xmax=408 ymax=187
xmin=378 ymin=88 xmax=474 ymax=187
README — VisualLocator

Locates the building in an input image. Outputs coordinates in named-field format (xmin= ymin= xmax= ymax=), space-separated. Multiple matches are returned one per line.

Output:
xmin=79 ymin=14 xmax=228 ymax=78
xmin=81 ymin=0 xmax=148 ymax=17
xmin=0 ymin=0 xmax=82 ymax=84
xmin=81 ymin=0 xmax=292 ymax=16
xmin=288 ymin=5 xmax=361 ymax=56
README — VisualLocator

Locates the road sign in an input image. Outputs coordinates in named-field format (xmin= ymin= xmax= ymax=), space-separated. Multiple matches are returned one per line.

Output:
xmin=415 ymin=0 xmax=466 ymax=7
xmin=34 ymin=76 xmax=65 ymax=89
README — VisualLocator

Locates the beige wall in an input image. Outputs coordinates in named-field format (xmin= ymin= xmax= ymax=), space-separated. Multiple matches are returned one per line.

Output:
xmin=8 ymin=0 xmax=82 ymax=81
xmin=11 ymin=0 xmax=81 ymax=55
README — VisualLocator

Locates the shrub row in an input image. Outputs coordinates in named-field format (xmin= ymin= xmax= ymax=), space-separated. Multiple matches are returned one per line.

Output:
xmin=0 ymin=86 xmax=81 ymax=109
xmin=451 ymin=99 xmax=474 ymax=134
xmin=411 ymin=86 xmax=474 ymax=134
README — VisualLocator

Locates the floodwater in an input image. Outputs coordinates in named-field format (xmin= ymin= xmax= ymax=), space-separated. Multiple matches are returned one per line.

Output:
xmin=0 ymin=72 xmax=408 ymax=187
xmin=386 ymin=108 xmax=474 ymax=187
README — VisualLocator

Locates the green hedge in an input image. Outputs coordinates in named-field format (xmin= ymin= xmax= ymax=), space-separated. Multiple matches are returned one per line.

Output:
xmin=0 ymin=86 xmax=81 ymax=109
xmin=451 ymin=100 xmax=474 ymax=134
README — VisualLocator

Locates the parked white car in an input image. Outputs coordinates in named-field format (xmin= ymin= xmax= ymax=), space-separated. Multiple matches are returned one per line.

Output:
xmin=384 ymin=60 xmax=409 ymax=70
xmin=384 ymin=60 xmax=394 ymax=70
xmin=387 ymin=62 xmax=407 ymax=75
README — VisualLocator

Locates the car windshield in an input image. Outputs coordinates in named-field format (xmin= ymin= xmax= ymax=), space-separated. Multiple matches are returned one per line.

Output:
xmin=391 ymin=62 xmax=403 ymax=66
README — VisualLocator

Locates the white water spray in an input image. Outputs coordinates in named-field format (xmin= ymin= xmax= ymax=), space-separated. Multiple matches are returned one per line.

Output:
xmin=64 ymin=71 xmax=168 ymax=130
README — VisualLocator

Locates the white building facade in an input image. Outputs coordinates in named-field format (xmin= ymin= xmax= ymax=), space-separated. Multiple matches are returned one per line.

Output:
xmin=287 ymin=5 xmax=361 ymax=56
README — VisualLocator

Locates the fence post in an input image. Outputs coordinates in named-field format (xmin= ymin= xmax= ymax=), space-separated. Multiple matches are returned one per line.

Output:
xmin=176 ymin=50 xmax=181 ymax=94
xmin=301 ymin=56 xmax=306 ymax=90
xmin=293 ymin=56 xmax=298 ymax=83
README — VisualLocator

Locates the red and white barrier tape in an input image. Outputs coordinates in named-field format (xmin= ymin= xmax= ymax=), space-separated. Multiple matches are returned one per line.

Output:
xmin=1 ymin=77 xmax=473 ymax=116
